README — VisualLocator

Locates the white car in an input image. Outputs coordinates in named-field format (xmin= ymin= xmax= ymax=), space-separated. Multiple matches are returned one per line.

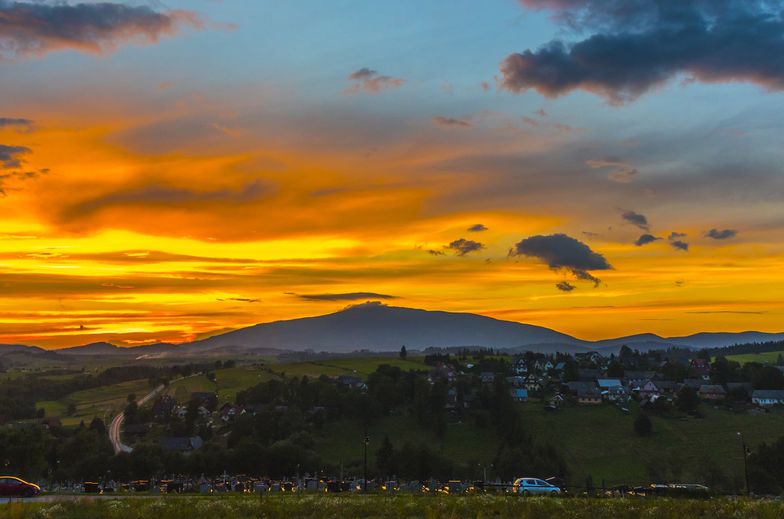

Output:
xmin=512 ymin=478 xmax=561 ymax=496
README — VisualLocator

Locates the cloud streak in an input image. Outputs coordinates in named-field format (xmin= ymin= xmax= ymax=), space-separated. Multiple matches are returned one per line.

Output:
xmin=0 ymin=1 xmax=201 ymax=60
xmin=505 ymin=1 xmax=784 ymax=103
xmin=346 ymin=68 xmax=404 ymax=93
xmin=298 ymin=292 xmax=397 ymax=301
xmin=432 ymin=116 xmax=472 ymax=128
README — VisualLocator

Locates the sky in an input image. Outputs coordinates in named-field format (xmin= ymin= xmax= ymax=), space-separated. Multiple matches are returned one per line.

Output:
xmin=1 ymin=0 xmax=784 ymax=348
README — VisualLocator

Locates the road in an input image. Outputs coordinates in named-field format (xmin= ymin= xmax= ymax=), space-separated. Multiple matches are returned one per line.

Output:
xmin=108 ymin=383 xmax=165 ymax=454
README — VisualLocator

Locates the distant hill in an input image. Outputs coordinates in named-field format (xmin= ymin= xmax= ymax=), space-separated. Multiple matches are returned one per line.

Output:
xmin=187 ymin=302 xmax=587 ymax=354
xmin=2 ymin=304 xmax=783 ymax=356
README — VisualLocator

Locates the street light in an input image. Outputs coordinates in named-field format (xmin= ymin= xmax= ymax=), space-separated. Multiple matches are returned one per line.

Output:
xmin=737 ymin=432 xmax=750 ymax=496
xmin=363 ymin=427 xmax=370 ymax=493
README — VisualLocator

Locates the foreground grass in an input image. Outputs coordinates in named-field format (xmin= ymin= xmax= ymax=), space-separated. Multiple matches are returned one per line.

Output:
xmin=5 ymin=495 xmax=784 ymax=519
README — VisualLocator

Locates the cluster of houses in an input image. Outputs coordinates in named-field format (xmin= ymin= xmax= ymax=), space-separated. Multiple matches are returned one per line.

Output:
xmin=428 ymin=352 xmax=784 ymax=410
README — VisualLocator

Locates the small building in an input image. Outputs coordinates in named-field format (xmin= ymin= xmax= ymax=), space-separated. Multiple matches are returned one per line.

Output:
xmin=577 ymin=387 xmax=602 ymax=405
xmin=510 ymin=388 xmax=529 ymax=402
xmin=219 ymin=403 xmax=238 ymax=423
xmin=752 ymin=389 xmax=784 ymax=407
xmin=698 ymin=384 xmax=727 ymax=400
xmin=597 ymin=379 xmax=623 ymax=390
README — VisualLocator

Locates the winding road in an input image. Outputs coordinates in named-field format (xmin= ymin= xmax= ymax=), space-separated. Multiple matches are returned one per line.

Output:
xmin=109 ymin=383 xmax=165 ymax=454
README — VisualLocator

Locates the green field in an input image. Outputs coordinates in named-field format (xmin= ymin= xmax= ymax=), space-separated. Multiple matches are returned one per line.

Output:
xmin=37 ymin=378 xmax=154 ymax=427
xmin=7 ymin=496 xmax=784 ymax=519
xmin=271 ymin=357 xmax=426 ymax=380
xmin=723 ymin=351 xmax=784 ymax=365
xmin=315 ymin=415 xmax=498 ymax=470
xmin=519 ymin=400 xmax=784 ymax=488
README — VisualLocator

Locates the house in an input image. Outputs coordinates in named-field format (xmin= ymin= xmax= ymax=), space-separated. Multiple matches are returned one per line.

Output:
xmin=219 ymin=403 xmax=238 ymax=423
xmin=689 ymin=358 xmax=711 ymax=379
xmin=752 ymin=389 xmax=784 ymax=406
xmin=429 ymin=364 xmax=456 ymax=383
xmin=153 ymin=395 xmax=177 ymax=417
xmin=336 ymin=375 xmax=366 ymax=390
xmin=159 ymin=436 xmax=204 ymax=452
xmin=577 ymin=387 xmax=602 ymax=405
xmin=698 ymin=384 xmax=727 ymax=400
xmin=638 ymin=380 xmax=676 ymax=398
xmin=597 ymin=379 xmax=627 ymax=402
xmin=506 ymin=376 xmax=525 ymax=387
xmin=510 ymin=388 xmax=529 ymax=402
xmin=524 ymin=374 xmax=543 ymax=392
xmin=623 ymin=371 xmax=655 ymax=389
xmin=554 ymin=362 xmax=566 ymax=372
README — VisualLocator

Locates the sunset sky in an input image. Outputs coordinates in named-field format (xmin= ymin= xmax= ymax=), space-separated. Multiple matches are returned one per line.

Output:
xmin=1 ymin=0 xmax=783 ymax=348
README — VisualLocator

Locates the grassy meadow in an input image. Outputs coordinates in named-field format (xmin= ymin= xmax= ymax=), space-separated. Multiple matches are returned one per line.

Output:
xmin=5 ymin=496 xmax=784 ymax=519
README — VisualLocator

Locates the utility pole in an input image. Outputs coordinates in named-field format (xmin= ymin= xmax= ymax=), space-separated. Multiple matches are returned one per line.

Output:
xmin=363 ymin=425 xmax=369 ymax=492
xmin=737 ymin=432 xmax=750 ymax=496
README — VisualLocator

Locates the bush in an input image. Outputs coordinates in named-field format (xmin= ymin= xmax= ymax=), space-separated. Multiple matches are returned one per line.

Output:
xmin=634 ymin=414 xmax=652 ymax=436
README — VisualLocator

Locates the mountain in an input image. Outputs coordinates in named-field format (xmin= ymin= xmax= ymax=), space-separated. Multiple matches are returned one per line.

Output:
xmin=187 ymin=302 xmax=587 ymax=353
xmin=0 ymin=344 xmax=45 ymax=356
xmin=2 ymin=304 xmax=783 ymax=356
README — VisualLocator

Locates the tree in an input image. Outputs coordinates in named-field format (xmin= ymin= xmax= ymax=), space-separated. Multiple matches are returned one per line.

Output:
xmin=634 ymin=414 xmax=652 ymax=436
xmin=399 ymin=346 xmax=407 ymax=360
xmin=127 ymin=393 xmax=136 ymax=403
xmin=676 ymin=386 xmax=700 ymax=413
xmin=376 ymin=435 xmax=395 ymax=477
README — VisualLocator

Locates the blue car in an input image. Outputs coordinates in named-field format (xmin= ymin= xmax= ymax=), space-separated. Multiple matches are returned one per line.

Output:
xmin=512 ymin=478 xmax=561 ymax=496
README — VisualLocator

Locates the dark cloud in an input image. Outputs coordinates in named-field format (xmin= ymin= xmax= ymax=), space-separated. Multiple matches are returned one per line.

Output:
xmin=556 ymin=281 xmax=576 ymax=292
xmin=510 ymin=233 xmax=612 ymax=286
xmin=505 ymin=1 xmax=784 ymax=103
xmin=0 ymin=2 xmax=201 ymax=60
xmin=346 ymin=68 xmax=404 ymax=93
xmin=446 ymin=238 xmax=484 ymax=256
xmin=298 ymin=292 xmax=397 ymax=302
xmin=706 ymin=228 xmax=738 ymax=240
xmin=432 ymin=116 xmax=471 ymax=128
xmin=0 ymin=144 xmax=30 ymax=169
xmin=0 ymin=118 xmax=33 ymax=130
xmin=621 ymin=210 xmax=649 ymax=231
xmin=216 ymin=297 xmax=260 ymax=303
xmin=428 ymin=249 xmax=446 ymax=256
xmin=635 ymin=233 xmax=660 ymax=246
xmin=670 ymin=240 xmax=689 ymax=251
xmin=669 ymin=231 xmax=687 ymax=239
xmin=467 ymin=223 xmax=488 ymax=232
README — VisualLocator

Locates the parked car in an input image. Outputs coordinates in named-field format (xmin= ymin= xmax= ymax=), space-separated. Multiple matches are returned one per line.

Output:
xmin=512 ymin=477 xmax=561 ymax=496
xmin=0 ymin=476 xmax=41 ymax=497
